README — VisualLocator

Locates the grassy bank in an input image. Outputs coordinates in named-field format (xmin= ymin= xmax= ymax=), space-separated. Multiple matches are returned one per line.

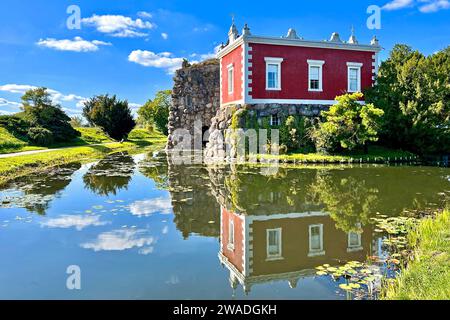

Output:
xmin=258 ymin=146 xmax=416 ymax=164
xmin=0 ymin=126 xmax=166 ymax=154
xmin=383 ymin=209 xmax=450 ymax=300
xmin=0 ymin=131 xmax=167 ymax=186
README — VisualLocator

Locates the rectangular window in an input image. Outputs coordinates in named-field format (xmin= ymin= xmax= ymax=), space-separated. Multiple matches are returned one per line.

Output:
xmin=347 ymin=231 xmax=362 ymax=252
xmin=266 ymin=228 xmax=282 ymax=259
xmin=347 ymin=62 xmax=362 ymax=92
xmin=309 ymin=224 xmax=324 ymax=256
xmin=265 ymin=57 xmax=283 ymax=90
xmin=309 ymin=66 xmax=320 ymax=90
xmin=307 ymin=60 xmax=324 ymax=91
xmin=228 ymin=218 xmax=234 ymax=250
xmin=227 ymin=65 xmax=234 ymax=95
xmin=270 ymin=114 xmax=280 ymax=126
xmin=348 ymin=232 xmax=361 ymax=247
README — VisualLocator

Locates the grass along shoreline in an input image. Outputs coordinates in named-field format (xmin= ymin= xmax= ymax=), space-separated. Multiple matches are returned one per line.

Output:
xmin=382 ymin=209 xmax=450 ymax=300
xmin=0 ymin=131 xmax=167 ymax=186
xmin=258 ymin=146 xmax=416 ymax=164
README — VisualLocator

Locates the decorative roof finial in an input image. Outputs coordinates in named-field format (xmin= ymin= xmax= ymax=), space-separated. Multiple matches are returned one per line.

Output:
xmin=371 ymin=35 xmax=380 ymax=46
xmin=285 ymin=28 xmax=301 ymax=39
xmin=329 ymin=32 xmax=342 ymax=43
xmin=228 ymin=13 xmax=239 ymax=43
xmin=242 ymin=23 xmax=251 ymax=36
xmin=348 ymin=25 xmax=358 ymax=44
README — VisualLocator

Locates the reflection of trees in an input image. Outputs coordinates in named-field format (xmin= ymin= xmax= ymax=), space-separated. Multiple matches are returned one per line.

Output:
xmin=166 ymin=156 xmax=220 ymax=239
xmin=209 ymin=166 xmax=324 ymax=215
xmin=1 ymin=163 xmax=81 ymax=215
xmin=138 ymin=153 xmax=169 ymax=190
xmin=208 ymin=165 xmax=449 ymax=233
xmin=307 ymin=171 xmax=379 ymax=232
xmin=83 ymin=152 xmax=135 ymax=196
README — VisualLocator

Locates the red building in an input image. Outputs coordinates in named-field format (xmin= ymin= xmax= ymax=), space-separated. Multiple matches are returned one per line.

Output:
xmin=218 ymin=206 xmax=379 ymax=295
xmin=217 ymin=22 xmax=381 ymax=119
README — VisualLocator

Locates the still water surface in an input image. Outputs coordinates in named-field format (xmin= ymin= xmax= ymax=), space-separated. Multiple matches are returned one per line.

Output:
xmin=0 ymin=151 xmax=449 ymax=299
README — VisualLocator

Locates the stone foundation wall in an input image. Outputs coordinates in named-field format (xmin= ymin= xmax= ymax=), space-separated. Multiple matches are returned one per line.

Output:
xmin=167 ymin=59 xmax=220 ymax=149
xmin=204 ymin=103 xmax=331 ymax=160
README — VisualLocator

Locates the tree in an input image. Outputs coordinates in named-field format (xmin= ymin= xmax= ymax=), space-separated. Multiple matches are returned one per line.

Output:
xmin=365 ymin=44 xmax=450 ymax=155
xmin=137 ymin=90 xmax=171 ymax=135
xmin=70 ymin=116 xmax=84 ymax=127
xmin=311 ymin=93 xmax=384 ymax=153
xmin=83 ymin=94 xmax=136 ymax=140
xmin=21 ymin=87 xmax=80 ymax=145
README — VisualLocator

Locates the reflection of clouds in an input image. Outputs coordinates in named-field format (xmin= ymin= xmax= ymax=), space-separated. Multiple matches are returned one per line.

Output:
xmin=41 ymin=215 xmax=108 ymax=231
xmin=81 ymin=228 xmax=155 ymax=251
xmin=129 ymin=197 xmax=172 ymax=216
xmin=162 ymin=226 xmax=169 ymax=234
xmin=139 ymin=246 xmax=154 ymax=255
xmin=166 ymin=275 xmax=180 ymax=285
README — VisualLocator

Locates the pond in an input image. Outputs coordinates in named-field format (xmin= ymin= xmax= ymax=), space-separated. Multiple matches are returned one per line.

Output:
xmin=0 ymin=151 xmax=449 ymax=299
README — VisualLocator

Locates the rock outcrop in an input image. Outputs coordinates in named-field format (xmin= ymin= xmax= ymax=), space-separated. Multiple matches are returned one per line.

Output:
xmin=167 ymin=59 xmax=220 ymax=150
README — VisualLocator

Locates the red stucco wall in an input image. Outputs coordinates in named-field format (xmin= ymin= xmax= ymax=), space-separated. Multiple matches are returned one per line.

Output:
xmin=248 ymin=43 xmax=374 ymax=101
xmin=221 ymin=45 xmax=243 ymax=104
xmin=221 ymin=207 xmax=244 ymax=272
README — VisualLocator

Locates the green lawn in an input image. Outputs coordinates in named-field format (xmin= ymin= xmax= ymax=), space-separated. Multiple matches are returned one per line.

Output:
xmin=0 ymin=126 xmax=166 ymax=154
xmin=383 ymin=209 xmax=450 ymax=300
xmin=259 ymin=146 xmax=416 ymax=164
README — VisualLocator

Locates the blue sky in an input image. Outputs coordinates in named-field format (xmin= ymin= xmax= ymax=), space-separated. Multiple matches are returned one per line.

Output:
xmin=0 ymin=0 xmax=449 ymax=117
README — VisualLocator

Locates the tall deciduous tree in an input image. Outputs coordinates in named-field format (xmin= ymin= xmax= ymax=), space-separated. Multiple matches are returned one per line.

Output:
xmin=137 ymin=90 xmax=171 ymax=135
xmin=21 ymin=87 xmax=80 ymax=144
xmin=365 ymin=44 xmax=450 ymax=155
xmin=83 ymin=95 xmax=136 ymax=141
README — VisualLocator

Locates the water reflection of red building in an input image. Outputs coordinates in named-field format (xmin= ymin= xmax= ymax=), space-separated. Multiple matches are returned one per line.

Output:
xmin=219 ymin=206 xmax=377 ymax=294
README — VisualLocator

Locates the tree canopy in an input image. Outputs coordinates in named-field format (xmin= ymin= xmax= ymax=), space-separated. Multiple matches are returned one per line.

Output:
xmin=365 ymin=44 xmax=450 ymax=155
xmin=21 ymin=87 xmax=80 ymax=145
xmin=137 ymin=90 xmax=171 ymax=135
xmin=83 ymin=94 xmax=136 ymax=141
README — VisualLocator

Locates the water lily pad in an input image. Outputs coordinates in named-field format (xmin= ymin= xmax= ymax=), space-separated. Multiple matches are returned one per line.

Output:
xmin=339 ymin=284 xmax=353 ymax=291
xmin=316 ymin=271 xmax=327 ymax=276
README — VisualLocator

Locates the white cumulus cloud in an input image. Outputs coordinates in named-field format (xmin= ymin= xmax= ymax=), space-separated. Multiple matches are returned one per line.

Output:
xmin=128 ymin=50 xmax=185 ymax=74
xmin=81 ymin=228 xmax=155 ymax=251
xmin=161 ymin=32 xmax=169 ymax=40
xmin=0 ymin=84 xmax=87 ymax=107
xmin=129 ymin=197 xmax=172 ymax=217
xmin=383 ymin=0 xmax=415 ymax=10
xmin=419 ymin=0 xmax=450 ymax=12
xmin=383 ymin=0 xmax=450 ymax=12
xmin=37 ymin=36 xmax=111 ymax=52
xmin=41 ymin=215 xmax=108 ymax=231
xmin=82 ymin=14 xmax=156 ymax=38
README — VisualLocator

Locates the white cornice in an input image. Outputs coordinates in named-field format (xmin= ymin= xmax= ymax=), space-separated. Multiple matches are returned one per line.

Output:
xmin=218 ymin=35 xmax=382 ymax=57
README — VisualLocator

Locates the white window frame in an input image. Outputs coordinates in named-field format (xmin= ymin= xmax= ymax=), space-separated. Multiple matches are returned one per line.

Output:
xmin=347 ymin=231 xmax=363 ymax=252
xmin=227 ymin=218 xmax=234 ymax=251
xmin=347 ymin=62 xmax=363 ymax=93
xmin=266 ymin=228 xmax=283 ymax=260
xmin=270 ymin=114 xmax=281 ymax=126
xmin=308 ymin=224 xmax=325 ymax=257
xmin=227 ymin=63 xmax=234 ymax=95
xmin=307 ymin=60 xmax=325 ymax=92
xmin=265 ymin=57 xmax=283 ymax=91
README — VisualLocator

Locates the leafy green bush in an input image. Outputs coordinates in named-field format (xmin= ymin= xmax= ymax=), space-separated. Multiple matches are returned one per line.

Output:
xmin=311 ymin=93 xmax=384 ymax=153
xmin=27 ymin=127 xmax=54 ymax=146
